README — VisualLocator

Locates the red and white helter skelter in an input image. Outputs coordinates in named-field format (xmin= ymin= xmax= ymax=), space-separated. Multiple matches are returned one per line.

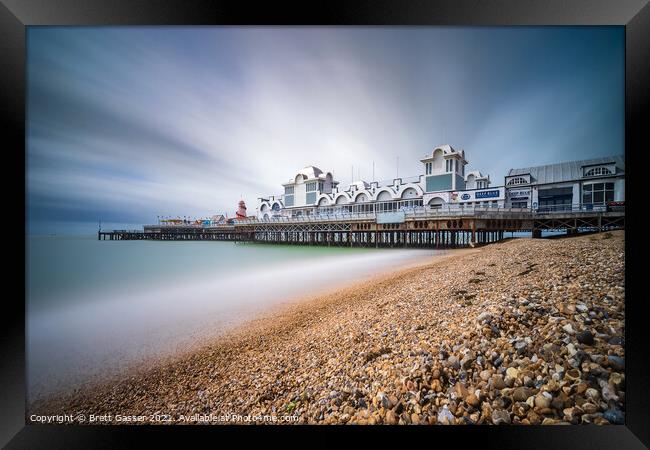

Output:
xmin=235 ymin=199 xmax=247 ymax=219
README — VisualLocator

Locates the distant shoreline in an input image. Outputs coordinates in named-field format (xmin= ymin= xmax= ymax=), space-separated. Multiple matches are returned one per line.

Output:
xmin=30 ymin=232 xmax=625 ymax=426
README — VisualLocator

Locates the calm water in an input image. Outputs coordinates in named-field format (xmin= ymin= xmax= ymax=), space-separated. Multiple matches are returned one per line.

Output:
xmin=27 ymin=235 xmax=443 ymax=401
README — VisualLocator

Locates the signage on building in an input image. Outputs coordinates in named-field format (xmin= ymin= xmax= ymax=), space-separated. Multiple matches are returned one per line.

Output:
xmin=377 ymin=211 xmax=406 ymax=224
xmin=508 ymin=189 xmax=531 ymax=199
xmin=475 ymin=190 xmax=501 ymax=199
xmin=454 ymin=188 xmax=505 ymax=203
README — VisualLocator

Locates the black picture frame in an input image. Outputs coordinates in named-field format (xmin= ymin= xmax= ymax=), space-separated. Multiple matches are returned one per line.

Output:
xmin=2 ymin=0 xmax=648 ymax=448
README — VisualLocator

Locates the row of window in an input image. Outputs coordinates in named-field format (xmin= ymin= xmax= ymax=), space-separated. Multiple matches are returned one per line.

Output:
xmin=306 ymin=181 xmax=323 ymax=192
xmin=584 ymin=166 xmax=613 ymax=177
xmin=280 ymin=181 xmax=616 ymax=212
xmin=507 ymin=177 xmax=529 ymax=186
xmin=582 ymin=182 xmax=615 ymax=204
xmin=506 ymin=166 xmax=616 ymax=187
xmin=445 ymin=159 xmax=463 ymax=174
xmin=286 ymin=182 xmax=324 ymax=194
xmin=461 ymin=201 xmax=499 ymax=206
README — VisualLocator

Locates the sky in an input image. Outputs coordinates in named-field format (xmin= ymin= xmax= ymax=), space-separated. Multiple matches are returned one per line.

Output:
xmin=26 ymin=26 xmax=624 ymax=234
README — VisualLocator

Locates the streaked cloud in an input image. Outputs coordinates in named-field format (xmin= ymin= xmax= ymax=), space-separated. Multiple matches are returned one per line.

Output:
xmin=27 ymin=27 xmax=624 ymax=233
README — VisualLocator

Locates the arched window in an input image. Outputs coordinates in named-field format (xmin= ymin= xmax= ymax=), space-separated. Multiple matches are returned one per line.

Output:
xmin=377 ymin=190 xmax=393 ymax=201
xmin=507 ymin=177 xmax=528 ymax=186
xmin=400 ymin=187 xmax=419 ymax=199
xmin=584 ymin=166 xmax=613 ymax=177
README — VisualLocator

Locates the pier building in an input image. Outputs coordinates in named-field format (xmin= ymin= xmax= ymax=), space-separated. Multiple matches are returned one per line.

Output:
xmin=105 ymin=145 xmax=625 ymax=248
xmin=256 ymin=144 xmax=506 ymax=220
xmin=504 ymin=155 xmax=625 ymax=211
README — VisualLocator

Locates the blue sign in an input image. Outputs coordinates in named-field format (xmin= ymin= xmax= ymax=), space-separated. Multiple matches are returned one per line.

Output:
xmin=377 ymin=211 xmax=406 ymax=224
xmin=461 ymin=193 xmax=471 ymax=200
xmin=475 ymin=190 xmax=500 ymax=199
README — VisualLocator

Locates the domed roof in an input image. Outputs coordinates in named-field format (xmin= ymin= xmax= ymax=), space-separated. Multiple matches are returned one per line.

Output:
xmin=296 ymin=166 xmax=323 ymax=179
xmin=466 ymin=170 xmax=489 ymax=180
xmin=349 ymin=180 xmax=370 ymax=190
xmin=433 ymin=144 xmax=456 ymax=154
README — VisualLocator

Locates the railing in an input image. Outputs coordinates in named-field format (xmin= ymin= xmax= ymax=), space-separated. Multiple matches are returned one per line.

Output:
xmin=534 ymin=202 xmax=624 ymax=214
xmin=139 ymin=202 xmax=624 ymax=229
xmin=235 ymin=205 xmax=532 ymax=224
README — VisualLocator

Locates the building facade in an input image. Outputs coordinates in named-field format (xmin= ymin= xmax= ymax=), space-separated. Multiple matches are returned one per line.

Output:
xmin=504 ymin=155 xmax=625 ymax=211
xmin=256 ymin=144 xmax=506 ymax=219
xmin=256 ymin=146 xmax=625 ymax=220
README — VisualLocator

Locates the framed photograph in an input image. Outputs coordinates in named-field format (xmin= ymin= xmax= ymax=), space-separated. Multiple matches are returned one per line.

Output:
xmin=2 ymin=0 xmax=648 ymax=448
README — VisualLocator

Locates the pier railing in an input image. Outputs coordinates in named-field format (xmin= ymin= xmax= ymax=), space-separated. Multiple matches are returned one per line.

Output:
xmin=142 ymin=202 xmax=623 ymax=229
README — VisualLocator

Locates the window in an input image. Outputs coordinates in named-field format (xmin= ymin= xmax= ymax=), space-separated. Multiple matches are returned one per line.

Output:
xmin=284 ymin=186 xmax=294 ymax=195
xmin=582 ymin=182 xmax=614 ymax=205
xmin=446 ymin=160 xmax=451 ymax=172
xmin=425 ymin=162 xmax=433 ymax=175
xmin=507 ymin=177 xmax=528 ymax=186
xmin=584 ymin=166 xmax=613 ymax=177
xmin=306 ymin=181 xmax=317 ymax=192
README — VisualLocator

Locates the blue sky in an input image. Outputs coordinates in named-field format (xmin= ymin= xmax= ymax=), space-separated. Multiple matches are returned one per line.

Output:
xmin=27 ymin=26 xmax=624 ymax=233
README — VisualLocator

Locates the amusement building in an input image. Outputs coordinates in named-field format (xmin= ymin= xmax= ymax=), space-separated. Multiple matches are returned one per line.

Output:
xmin=256 ymin=144 xmax=625 ymax=220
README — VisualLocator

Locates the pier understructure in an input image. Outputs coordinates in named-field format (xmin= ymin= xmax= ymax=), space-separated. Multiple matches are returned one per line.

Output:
xmin=99 ymin=206 xmax=625 ymax=249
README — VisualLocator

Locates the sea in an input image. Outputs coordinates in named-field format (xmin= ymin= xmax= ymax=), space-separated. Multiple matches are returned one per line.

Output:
xmin=26 ymin=234 xmax=446 ymax=402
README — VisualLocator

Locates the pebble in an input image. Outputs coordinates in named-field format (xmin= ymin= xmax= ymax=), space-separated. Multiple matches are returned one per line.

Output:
xmin=607 ymin=355 xmax=625 ymax=371
xmin=513 ymin=387 xmax=533 ymax=402
xmin=576 ymin=330 xmax=594 ymax=346
xmin=562 ymin=324 xmax=575 ymax=335
xmin=477 ymin=312 xmax=492 ymax=323
xmin=506 ymin=367 xmax=519 ymax=379
xmin=461 ymin=353 xmax=475 ymax=370
xmin=603 ymin=409 xmax=625 ymax=425
xmin=492 ymin=410 xmax=511 ymax=425
xmin=465 ymin=393 xmax=480 ymax=407
xmin=385 ymin=410 xmax=398 ymax=425
xmin=437 ymin=406 xmax=454 ymax=425
xmin=447 ymin=356 xmax=461 ymax=370
xmin=491 ymin=375 xmax=506 ymax=390
xmin=534 ymin=392 xmax=552 ymax=408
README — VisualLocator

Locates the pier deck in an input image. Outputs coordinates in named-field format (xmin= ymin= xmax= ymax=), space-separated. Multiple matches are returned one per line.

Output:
xmin=99 ymin=206 xmax=624 ymax=248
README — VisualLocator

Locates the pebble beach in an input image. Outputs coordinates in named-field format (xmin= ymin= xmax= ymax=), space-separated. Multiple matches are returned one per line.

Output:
xmin=30 ymin=230 xmax=625 ymax=425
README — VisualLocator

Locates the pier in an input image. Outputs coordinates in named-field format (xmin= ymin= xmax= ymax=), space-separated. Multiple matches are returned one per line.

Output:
xmin=99 ymin=205 xmax=625 ymax=248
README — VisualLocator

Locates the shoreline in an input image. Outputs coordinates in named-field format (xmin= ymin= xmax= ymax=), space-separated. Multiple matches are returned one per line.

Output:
xmin=30 ymin=232 xmax=625 ymax=425
xmin=28 ymin=246 xmax=471 ymax=405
